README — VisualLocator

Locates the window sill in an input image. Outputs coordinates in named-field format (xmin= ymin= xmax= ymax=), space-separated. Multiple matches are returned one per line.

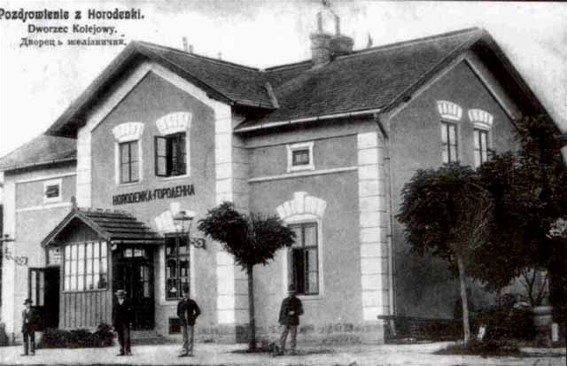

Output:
xmin=117 ymin=181 xmax=142 ymax=188
xmin=287 ymin=165 xmax=315 ymax=173
xmin=43 ymin=198 xmax=63 ymax=205
xmin=297 ymin=294 xmax=324 ymax=301
xmin=157 ymin=173 xmax=191 ymax=181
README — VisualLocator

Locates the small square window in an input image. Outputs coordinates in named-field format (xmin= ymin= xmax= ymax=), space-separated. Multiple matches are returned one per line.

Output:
xmin=43 ymin=179 xmax=62 ymax=204
xmin=292 ymin=149 xmax=310 ymax=166
xmin=287 ymin=142 xmax=314 ymax=172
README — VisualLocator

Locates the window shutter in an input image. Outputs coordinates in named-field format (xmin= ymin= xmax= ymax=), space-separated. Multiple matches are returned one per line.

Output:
xmin=155 ymin=136 xmax=167 ymax=176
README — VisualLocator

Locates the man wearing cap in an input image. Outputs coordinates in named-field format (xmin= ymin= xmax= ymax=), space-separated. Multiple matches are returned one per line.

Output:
xmin=112 ymin=289 xmax=133 ymax=356
xmin=21 ymin=298 xmax=38 ymax=356
xmin=177 ymin=287 xmax=201 ymax=357
xmin=278 ymin=288 xmax=303 ymax=355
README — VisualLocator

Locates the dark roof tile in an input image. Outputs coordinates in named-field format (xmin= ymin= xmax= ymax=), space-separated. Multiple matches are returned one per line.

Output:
xmin=137 ymin=42 xmax=275 ymax=108
xmin=237 ymin=28 xmax=483 ymax=130
xmin=0 ymin=135 xmax=76 ymax=172
xmin=42 ymin=208 xmax=162 ymax=246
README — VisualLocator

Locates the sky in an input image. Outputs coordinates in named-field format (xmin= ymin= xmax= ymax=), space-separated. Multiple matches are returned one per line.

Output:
xmin=0 ymin=0 xmax=566 ymax=159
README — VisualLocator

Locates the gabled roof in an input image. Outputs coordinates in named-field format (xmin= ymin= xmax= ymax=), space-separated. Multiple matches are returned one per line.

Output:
xmin=46 ymin=41 xmax=276 ymax=137
xmin=26 ymin=26 xmax=551 ymax=147
xmin=42 ymin=207 xmax=163 ymax=247
xmin=236 ymin=27 xmax=544 ymax=131
xmin=0 ymin=135 xmax=76 ymax=172
xmin=258 ymin=27 xmax=481 ymax=125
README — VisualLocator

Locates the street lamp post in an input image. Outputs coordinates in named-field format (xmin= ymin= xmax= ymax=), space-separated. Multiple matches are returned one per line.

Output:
xmin=172 ymin=210 xmax=206 ymax=249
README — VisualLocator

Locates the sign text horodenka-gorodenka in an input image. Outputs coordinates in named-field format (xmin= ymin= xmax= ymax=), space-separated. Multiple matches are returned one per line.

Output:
xmin=112 ymin=184 xmax=195 ymax=205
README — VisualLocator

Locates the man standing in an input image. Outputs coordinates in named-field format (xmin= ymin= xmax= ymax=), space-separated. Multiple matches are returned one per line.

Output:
xmin=21 ymin=298 xmax=38 ymax=356
xmin=112 ymin=289 xmax=133 ymax=356
xmin=177 ymin=287 xmax=201 ymax=357
xmin=278 ymin=288 xmax=303 ymax=355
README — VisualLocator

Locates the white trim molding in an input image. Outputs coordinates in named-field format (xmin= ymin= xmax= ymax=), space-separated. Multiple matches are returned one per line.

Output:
xmin=248 ymin=166 xmax=356 ymax=184
xmin=357 ymin=131 xmax=388 ymax=321
xmin=15 ymin=172 xmax=76 ymax=184
xmin=112 ymin=122 xmax=145 ymax=142
xmin=276 ymin=191 xmax=327 ymax=220
xmin=286 ymin=141 xmax=315 ymax=172
xmin=468 ymin=108 xmax=494 ymax=130
xmin=436 ymin=100 xmax=463 ymax=121
xmin=156 ymin=112 xmax=192 ymax=135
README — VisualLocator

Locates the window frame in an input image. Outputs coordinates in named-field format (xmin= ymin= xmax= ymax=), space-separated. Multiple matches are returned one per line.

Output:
xmin=287 ymin=141 xmax=315 ymax=172
xmin=63 ymin=241 xmax=108 ymax=293
xmin=28 ymin=268 xmax=46 ymax=307
xmin=164 ymin=235 xmax=191 ymax=301
xmin=288 ymin=222 xmax=320 ymax=296
xmin=441 ymin=121 xmax=459 ymax=164
xmin=119 ymin=140 xmax=140 ymax=184
xmin=43 ymin=179 xmax=62 ymax=204
xmin=155 ymin=132 xmax=187 ymax=178
xmin=473 ymin=128 xmax=490 ymax=168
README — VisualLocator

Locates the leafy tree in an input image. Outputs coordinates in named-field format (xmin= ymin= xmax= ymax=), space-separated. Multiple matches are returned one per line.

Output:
xmin=477 ymin=115 xmax=567 ymax=352
xmin=197 ymin=202 xmax=295 ymax=350
xmin=398 ymin=163 xmax=493 ymax=345
xmin=476 ymin=116 xmax=567 ymax=290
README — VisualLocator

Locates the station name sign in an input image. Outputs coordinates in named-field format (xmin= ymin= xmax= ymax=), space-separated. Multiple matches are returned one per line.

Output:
xmin=112 ymin=184 xmax=195 ymax=206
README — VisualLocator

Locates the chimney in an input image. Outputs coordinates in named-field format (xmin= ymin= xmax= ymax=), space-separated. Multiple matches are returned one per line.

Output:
xmin=310 ymin=1 xmax=353 ymax=66
xmin=182 ymin=37 xmax=193 ymax=53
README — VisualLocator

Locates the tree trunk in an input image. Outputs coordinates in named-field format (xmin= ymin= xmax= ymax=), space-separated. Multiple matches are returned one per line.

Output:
xmin=457 ymin=254 xmax=471 ymax=345
xmin=247 ymin=264 xmax=256 ymax=351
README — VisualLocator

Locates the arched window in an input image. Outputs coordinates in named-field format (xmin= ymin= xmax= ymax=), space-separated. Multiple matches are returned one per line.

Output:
xmin=277 ymin=192 xmax=327 ymax=296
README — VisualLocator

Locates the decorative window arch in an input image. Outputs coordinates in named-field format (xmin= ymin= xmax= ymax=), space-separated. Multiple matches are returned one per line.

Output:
xmin=468 ymin=109 xmax=494 ymax=130
xmin=156 ymin=112 xmax=192 ymax=135
xmin=277 ymin=192 xmax=326 ymax=297
xmin=112 ymin=122 xmax=144 ymax=142
xmin=436 ymin=100 xmax=463 ymax=121
xmin=112 ymin=122 xmax=144 ymax=184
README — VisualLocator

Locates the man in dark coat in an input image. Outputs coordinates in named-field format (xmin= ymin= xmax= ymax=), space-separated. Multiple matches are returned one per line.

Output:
xmin=112 ymin=289 xmax=133 ymax=356
xmin=177 ymin=287 xmax=201 ymax=357
xmin=278 ymin=288 xmax=303 ymax=355
xmin=21 ymin=298 xmax=38 ymax=356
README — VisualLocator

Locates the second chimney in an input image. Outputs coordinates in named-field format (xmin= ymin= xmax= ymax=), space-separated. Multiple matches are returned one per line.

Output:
xmin=310 ymin=4 xmax=353 ymax=66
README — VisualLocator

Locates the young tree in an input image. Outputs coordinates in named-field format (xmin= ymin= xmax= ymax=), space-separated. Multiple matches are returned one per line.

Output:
xmin=398 ymin=163 xmax=493 ymax=345
xmin=197 ymin=202 xmax=295 ymax=350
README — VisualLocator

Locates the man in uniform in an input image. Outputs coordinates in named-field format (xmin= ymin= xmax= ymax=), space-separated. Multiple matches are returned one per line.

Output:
xmin=278 ymin=288 xmax=303 ymax=355
xmin=21 ymin=298 xmax=38 ymax=356
xmin=177 ymin=287 xmax=201 ymax=357
xmin=112 ymin=289 xmax=133 ymax=356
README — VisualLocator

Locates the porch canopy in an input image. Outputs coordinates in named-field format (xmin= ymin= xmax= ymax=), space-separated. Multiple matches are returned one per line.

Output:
xmin=42 ymin=207 xmax=163 ymax=247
